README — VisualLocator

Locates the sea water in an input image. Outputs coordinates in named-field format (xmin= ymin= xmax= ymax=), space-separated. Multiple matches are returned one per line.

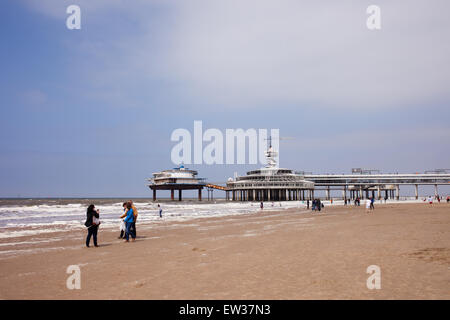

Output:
xmin=0 ymin=198 xmax=308 ymax=239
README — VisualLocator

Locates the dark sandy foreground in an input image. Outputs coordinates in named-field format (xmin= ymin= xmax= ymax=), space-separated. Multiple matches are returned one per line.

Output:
xmin=0 ymin=203 xmax=449 ymax=299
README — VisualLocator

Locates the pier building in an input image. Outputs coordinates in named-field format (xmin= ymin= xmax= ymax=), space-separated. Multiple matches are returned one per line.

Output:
xmin=148 ymin=165 xmax=206 ymax=201
xmin=225 ymin=144 xmax=315 ymax=201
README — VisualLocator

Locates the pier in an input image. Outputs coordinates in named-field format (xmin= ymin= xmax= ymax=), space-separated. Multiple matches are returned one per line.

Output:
xmin=303 ymin=170 xmax=450 ymax=200
xmin=148 ymin=165 xmax=205 ymax=201
xmin=149 ymin=184 xmax=204 ymax=201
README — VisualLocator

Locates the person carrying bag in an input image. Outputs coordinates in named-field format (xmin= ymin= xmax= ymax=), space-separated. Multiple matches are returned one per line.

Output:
xmin=85 ymin=204 xmax=100 ymax=247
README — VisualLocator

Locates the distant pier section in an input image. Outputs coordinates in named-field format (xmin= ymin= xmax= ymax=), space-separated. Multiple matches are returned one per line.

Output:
xmin=302 ymin=168 xmax=450 ymax=200
xmin=148 ymin=165 xmax=206 ymax=201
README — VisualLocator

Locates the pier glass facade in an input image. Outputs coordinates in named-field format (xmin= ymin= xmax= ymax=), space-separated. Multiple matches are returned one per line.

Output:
xmin=226 ymin=146 xmax=314 ymax=201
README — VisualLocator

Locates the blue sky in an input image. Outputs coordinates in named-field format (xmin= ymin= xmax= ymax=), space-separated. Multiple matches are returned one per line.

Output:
xmin=0 ymin=0 xmax=449 ymax=197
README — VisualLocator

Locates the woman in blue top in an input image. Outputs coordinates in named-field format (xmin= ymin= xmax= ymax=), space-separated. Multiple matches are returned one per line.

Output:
xmin=123 ymin=202 xmax=135 ymax=242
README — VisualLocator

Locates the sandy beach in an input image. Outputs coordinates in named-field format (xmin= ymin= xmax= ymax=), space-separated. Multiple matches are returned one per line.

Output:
xmin=0 ymin=202 xmax=449 ymax=299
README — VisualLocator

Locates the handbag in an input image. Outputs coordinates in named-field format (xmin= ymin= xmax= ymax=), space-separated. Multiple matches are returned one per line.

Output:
xmin=93 ymin=216 xmax=101 ymax=226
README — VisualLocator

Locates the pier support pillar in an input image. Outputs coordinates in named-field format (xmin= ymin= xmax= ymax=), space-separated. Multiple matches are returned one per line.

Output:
xmin=396 ymin=185 xmax=400 ymax=200
xmin=434 ymin=184 xmax=438 ymax=198
xmin=198 ymin=188 xmax=202 ymax=201
xmin=415 ymin=185 xmax=419 ymax=200
xmin=326 ymin=187 xmax=330 ymax=200
xmin=178 ymin=189 xmax=182 ymax=201
xmin=153 ymin=189 xmax=156 ymax=201
xmin=171 ymin=189 xmax=174 ymax=201
xmin=377 ymin=186 xmax=381 ymax=199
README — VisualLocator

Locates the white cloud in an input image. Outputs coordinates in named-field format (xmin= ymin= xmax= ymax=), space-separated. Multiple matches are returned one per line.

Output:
xmin=22 ymin=0 xmax=450 ymax=110
xmin=164 ymin=0 xmax=450 ymax=109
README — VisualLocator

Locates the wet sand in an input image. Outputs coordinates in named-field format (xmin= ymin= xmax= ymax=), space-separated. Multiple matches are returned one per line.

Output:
xmin=0 ymin=203 xmax=449 ymax=299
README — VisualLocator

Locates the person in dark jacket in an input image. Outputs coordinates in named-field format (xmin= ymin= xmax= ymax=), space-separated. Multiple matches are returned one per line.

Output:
xmin=85 ymin=204 xmax=100 ymax=247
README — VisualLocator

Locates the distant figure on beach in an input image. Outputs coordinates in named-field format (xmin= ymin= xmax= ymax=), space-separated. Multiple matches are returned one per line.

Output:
xmin=84 ymin=204 xmax=100 ymax=247
xmin=307 ymin=199 xmax=310 ymax=209
xmin=312 ymin=199 xmax=321 ymax=212
xmin=158 ymin=204 xmax=163 ymax=218
xmin=120 ymin=202 xmax=136 ymax=242
xmin=260 ymin=201 xmax=264 ymax=210
xmin=370 ymin=197 xmax=375 ymax=210
xmin=447 ymin=196 xmax=450 ymax=203
xmin=427 ymin=196 xmax=433 ymax=204
xmin=365 ymin=198 xmax=371 ymax=213
xmin=384 ymin=195 xmax=388 ymax=203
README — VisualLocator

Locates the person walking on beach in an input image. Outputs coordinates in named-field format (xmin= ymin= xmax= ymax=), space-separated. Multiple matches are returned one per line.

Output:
xmin=85 ymin=204 xmax=100 ymax=247
xmin=121 ymin=202 xmax=135 ymax=242
xmin=370 ymin=197 xmax=375 ymax=210
xmin=158 ymin=204 xmax=163 ymax=218
xmin=317 ymin=199 xmax=322 ymax=212
xmin=260 ymin=201 xmax=264 ymax=210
